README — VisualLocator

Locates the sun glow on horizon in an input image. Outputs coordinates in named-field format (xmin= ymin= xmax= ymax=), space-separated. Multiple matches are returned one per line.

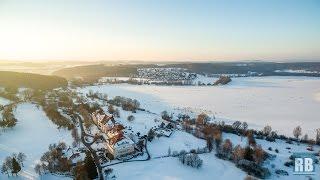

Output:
xmin=0 ymin=0 xmax=319 ymax=62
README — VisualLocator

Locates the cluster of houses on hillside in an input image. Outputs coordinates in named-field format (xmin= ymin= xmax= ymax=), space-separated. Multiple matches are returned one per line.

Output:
xmin=136 ymin=68 xmax=197 ymax=84
xmin=91 ymin=111 xmax=135 ymax=158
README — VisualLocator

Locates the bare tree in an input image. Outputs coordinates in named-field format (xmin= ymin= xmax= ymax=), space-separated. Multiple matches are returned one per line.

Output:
xmin=221 ymin=139 xmax=233 ymax=158
xmin=241 ymin=122 xmax=248 ymax=141
xmin=316 ymin=128 xmax=320 ymax=144
xmin=21 ymin=89 xmax=34 ymax=101
xmin=232 ymin=145 xmax=245 ymax=163
xmin=34 ymin=164 xmax=42 ymax=175
xmin=1 ymin=161 xmax=9 ymax=176
xmin=202 ymin=125 xmax=218 ymax=152
xmin=2 ymin=156 xmax=13 ymax=176
xmin=242 ymin=122 xmax=248 ymax=132
xmin=247 ymin=131 xmax=256 ymax=147
xmin=293 ymin=126 xmax=302 ymax=140
xmin=17 ymin=152 xmax=26 ymax=167
xmin=213 ymin=128 xmax=222 ymax=149
xmin=263 ymin=125 xmax=272 ymax=136
xmin=232 ymin=121 xmax=242 ymax=131
xmin=196 ymin=113 xmax=210 ymax=126
xmin=206 ymin=137 xmax=213 ymax=152
xmin=253 ymin=145 xmax=265 ymax=165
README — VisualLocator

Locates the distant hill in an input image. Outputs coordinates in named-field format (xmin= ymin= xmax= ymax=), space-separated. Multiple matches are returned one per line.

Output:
xmin=52 ymin=64 xmax=138 ymax=82
xmin=52 ymin=62 xmax=320 ymax=83
xmin=162 ymin=62 xmax=320 ymax=76
xmin=0 ymin=71 xmax=67 ymax=90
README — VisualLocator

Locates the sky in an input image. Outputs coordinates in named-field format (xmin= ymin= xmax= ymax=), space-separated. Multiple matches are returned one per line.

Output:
xmin=0 ymin=0 xmax=319 ymax=62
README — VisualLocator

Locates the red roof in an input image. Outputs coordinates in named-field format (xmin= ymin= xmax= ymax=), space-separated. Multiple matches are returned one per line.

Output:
xmin=101 ymin=114 xmax=114 ymax=124
xmin=109 ymin=133 xmax=124 ymax=145
xmin=113 ymin=124 xmax=125 ymax=131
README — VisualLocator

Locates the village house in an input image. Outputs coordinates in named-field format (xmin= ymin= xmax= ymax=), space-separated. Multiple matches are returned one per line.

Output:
xmin=106 ymin=124 xmax=125 ymax=139
xmin=91 ymin=111 xmax=136 ymax=158
xmin=92 ymin=111 xmax=115 ymax=133
xmin=154 ymin=121 xmax=174 ymax=137
xmin=105 ymin=133 xmax=135 ymax=158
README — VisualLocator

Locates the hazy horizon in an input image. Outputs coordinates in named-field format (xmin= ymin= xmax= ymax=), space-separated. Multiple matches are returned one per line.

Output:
xmin=1 ymin=59 xmax=320 ymax=64
xmin=0 ymin=0 xmax=320 ymax=62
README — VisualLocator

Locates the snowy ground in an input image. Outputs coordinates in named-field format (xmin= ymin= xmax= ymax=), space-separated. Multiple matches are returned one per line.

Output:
xmin=79 ymin=76 xmax=320 ymax=138
xmin=0 ymin=97 xmax=10 ymax=106
xmin=192 ymin=74 xmax=218 ymax=85
xmin=148 ymin=131 xmax=206 ymax=157
xmin=1 ymin=76 xmax=314 ymax=180
xmin=0 ymin=97 xmax=11 ymax=119
xmin=101 ymin=106 xmax=161 ymax=136
xmin=110 ymin=153 xmax=247 ymax=180
xmin=224 ymin=133 xmax=320 ymax=180
xmin=79 ymin=76 xmax=320 ymax=180
xmin=0 ymin=103 xmax=72 ymax=180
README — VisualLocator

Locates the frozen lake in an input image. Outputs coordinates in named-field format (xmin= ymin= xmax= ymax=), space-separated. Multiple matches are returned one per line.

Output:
xmin=80 ymin=76 xmax=320 ymax=138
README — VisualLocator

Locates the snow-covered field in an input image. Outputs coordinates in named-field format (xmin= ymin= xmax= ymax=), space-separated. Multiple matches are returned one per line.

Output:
xmin=79 ymin=76 xmax=320 ymax=138
xmin=0 ymin=103 xmax=72 ymax=180
xmin=274 ymin=69 xmax=320 ymax=74
xmin=0 ymin=97 xmax=10 ymax=106
xmin=148 ymin=131 xmax=206 ymax=157
xmin=79 ymin=76 xmax=320 ymax=180
xmin=111 ymin=153 xmax=247 ymax=180
xmin=101 ymin=106 xmax=161 ymax=136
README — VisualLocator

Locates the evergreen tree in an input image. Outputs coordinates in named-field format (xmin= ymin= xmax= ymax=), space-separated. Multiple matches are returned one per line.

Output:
xmin=105 ymin=168 xmax=113 ymax=178
xmin=244 ymin=146 xmax=254 ymax=161
xmin=147 ymin=129 xmax=156 ymax=142
xmin=84 ymin=151 xmax=98 ymax=179
xmin=206 ymin=137 xmax=213 ymax=152
xmin=11 ymin=158 xmax=21 ymax=175
xmin=73 ymin=162 xmax=88 ymax=180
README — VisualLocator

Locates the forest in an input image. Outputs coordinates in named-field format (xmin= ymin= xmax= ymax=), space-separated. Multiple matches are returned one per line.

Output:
xmin=0 ymin=71 xmax=67 ymax=90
